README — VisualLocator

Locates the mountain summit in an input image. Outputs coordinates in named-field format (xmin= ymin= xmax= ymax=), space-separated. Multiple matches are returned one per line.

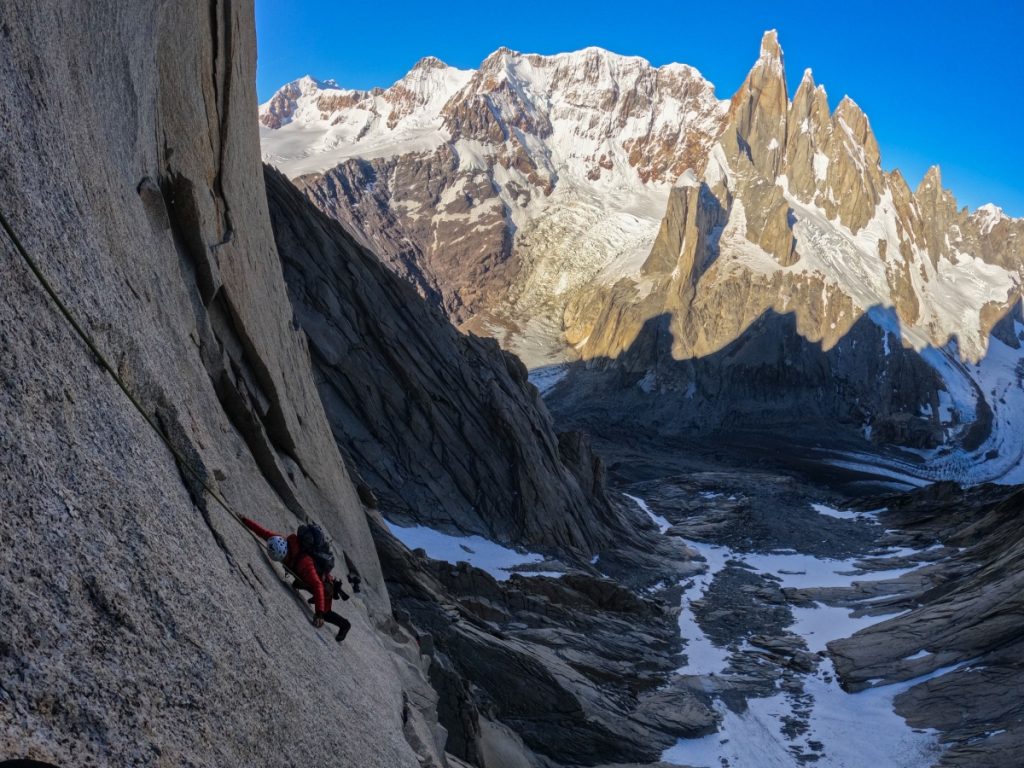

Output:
xmin=259 ymin=46 xmax=726 ymax=358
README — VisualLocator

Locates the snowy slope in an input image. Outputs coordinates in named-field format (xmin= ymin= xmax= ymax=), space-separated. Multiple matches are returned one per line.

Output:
xmin=259 ymin=64 xmax=474 ymax=175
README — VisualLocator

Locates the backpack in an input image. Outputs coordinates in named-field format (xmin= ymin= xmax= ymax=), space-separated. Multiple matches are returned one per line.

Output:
xmin=297 ymin=523 xmax=334 ymax=576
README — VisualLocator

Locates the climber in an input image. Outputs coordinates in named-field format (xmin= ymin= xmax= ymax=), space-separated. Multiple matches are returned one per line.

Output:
xmin=242 ymin=516 xmax=352 ymax=642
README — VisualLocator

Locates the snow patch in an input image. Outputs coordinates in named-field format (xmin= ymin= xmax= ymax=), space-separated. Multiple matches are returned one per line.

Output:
xmin=624 ymin=493 xmax=670 ymax=533
xmin=810 ymin=502 xmax=861 ymax=520
xmin=385 ymin=522 xmax=548 ymax=580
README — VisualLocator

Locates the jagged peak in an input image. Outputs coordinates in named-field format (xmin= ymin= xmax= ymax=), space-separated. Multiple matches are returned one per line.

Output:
xmin=973 ymin=204 xmax=1015 ymax=235
xmin=474 ymin=44 xmax=709 ymax=81
xmin=976 ymin=202 xmax=1004 ymax=215
xmin=293 ymin=74 xmax=340 ymax=92
xmin=411 ymin=55 xmax=449 ymax=71
xmin=919 ymin=164 xmax=943 ymax=190
xmin=734 ymin=30 xmax=787 ymax=96
xmin=759 ymin=29 xmax=783 ymax=62
xmin=480 ymin=46 xmax=518 ymax=69
xmin=792 ymin=68 xmax=818 ymax=102
xmin=835 ymin=94 xmax=863 ymax=116
xmin=796 ymin=67 xmax=829 ymax=97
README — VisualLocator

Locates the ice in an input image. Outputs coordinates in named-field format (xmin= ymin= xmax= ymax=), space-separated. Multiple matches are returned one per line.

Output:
xmin=621 ymin=488 xmax=945 ymax=766
xmin=527 ymin=363 xmax=568 ymax=395
xmin=664 ymin=659 xmax=941 ymax=767
xmin=722 ymin=175 xmax=1019 ymax=364
xmin=675 ymin=538 xmax=734 ymax=675
xmin=822 ymin=335 xmax=1024 ymax=486
xmin=810 ymin=502 xmax=861 ymax=520
xmin=624 ymin=493 xmax=670 ymax=533
xmin=813 ymin=151 xmax=829 ymax=181
xmin=791 ymin=602 xmax=903 ymax=653
xmin=384 ymin=521 xmax=547 ymax=580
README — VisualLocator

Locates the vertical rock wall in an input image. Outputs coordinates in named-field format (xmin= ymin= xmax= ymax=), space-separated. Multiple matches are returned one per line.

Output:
xmin=0 ymin=2 xmax=441 ymax=765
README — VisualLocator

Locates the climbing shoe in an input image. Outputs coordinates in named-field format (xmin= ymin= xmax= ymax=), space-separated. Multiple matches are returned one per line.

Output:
xmin=336 ymin=621 xmax=351 ymax=643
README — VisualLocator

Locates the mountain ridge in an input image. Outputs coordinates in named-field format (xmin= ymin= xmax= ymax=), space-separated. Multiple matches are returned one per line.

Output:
xmin=260 ymin=34 xmax=1022 ymax=367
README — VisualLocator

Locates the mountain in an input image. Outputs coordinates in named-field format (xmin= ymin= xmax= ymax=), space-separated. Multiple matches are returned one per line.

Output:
xmin=553 ymin=32 xmax=1024 ymax=486
xmin=261 ymin=32 xmax=1024 ymax=485
xmin=571 ymin=31 xmax=1023 ymax=364
xmin=259 ymin=46 xmax=726 ymax=365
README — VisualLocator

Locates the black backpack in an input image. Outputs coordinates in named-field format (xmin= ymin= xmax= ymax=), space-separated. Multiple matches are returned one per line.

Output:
xmin=297 ymin=523 xmax=334 ymax=576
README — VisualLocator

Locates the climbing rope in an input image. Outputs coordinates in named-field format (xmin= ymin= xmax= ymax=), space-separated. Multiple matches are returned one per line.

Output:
xmin=0 ymin=204 xmax=321 ymax=595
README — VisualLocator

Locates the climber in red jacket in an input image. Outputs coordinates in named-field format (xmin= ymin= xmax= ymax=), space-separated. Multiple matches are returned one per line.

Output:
xmin=242 ymin=517 xmax=352 ymax=642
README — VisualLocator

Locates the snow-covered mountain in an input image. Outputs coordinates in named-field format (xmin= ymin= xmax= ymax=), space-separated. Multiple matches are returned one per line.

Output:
xmin=260 ymin=36 xmax=1021 ymax=367
xmin=572 ymin=31 xmax=1023 ymax=364
xmin=559 ymin=32 xmax=1024 ymax=485
xmin=259 ymin=46 xmax=726 ymax=364
xmin=260 ymin=32 xmax=1024 ymax=484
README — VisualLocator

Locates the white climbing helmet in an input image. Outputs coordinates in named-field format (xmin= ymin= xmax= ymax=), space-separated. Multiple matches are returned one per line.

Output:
xmin=267 ymin=536 xmax=288 ymax=562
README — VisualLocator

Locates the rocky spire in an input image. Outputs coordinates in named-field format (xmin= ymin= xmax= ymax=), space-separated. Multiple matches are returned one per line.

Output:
xmin=723 ymin=29 xmax=790 ymax=179
xmin=785 ymin=68 xmax=832 ymax=203
xmin=411 ymin=55 xmax=449 ymax=71
xmin=914 ymin=165 xmax=959 ymax=263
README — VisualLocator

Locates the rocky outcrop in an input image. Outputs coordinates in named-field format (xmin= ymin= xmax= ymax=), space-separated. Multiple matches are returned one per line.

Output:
xmin=825 ymin=483 xmax=1024 ymax=766
xmin=265 ymin=166 xmax=644 ymax=558
xmin=0 ymin=2 xmax=444 ymax=765
xmin=372 ymin=518 xmax=713 ymax=767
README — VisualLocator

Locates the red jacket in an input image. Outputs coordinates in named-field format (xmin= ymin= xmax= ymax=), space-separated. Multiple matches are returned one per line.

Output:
xmin=242 ymin=517 xmax=329 ymax=614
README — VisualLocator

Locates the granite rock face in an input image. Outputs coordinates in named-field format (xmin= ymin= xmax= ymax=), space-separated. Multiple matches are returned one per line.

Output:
xmin=0 ymin=3 xmax=444 ymax=765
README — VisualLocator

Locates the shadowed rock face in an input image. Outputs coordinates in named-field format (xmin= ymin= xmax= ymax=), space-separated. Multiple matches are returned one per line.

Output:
xmin=372 ymin=517 xmax=713 ymax=767
xmin=0 ymin=2 xmax=445 ymax=765
xmin=265 ymin=165 xmax=716 ymax=765
xmin=548 ymin=309 xmax=951 ymax=454
xmin=266 ymin=164 xmax=636 ymax=558
xmin=825 ymin=483 xmax=1024 ymax=766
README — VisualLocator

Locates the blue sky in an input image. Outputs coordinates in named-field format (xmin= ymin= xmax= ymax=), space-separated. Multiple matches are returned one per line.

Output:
xmin=256 ymin=0 xmax=1023 ymax=216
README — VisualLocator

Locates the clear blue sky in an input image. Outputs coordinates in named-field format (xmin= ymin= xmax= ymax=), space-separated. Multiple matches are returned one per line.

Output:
xmin=256 ymin=0 xmax=1023 ymax=216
